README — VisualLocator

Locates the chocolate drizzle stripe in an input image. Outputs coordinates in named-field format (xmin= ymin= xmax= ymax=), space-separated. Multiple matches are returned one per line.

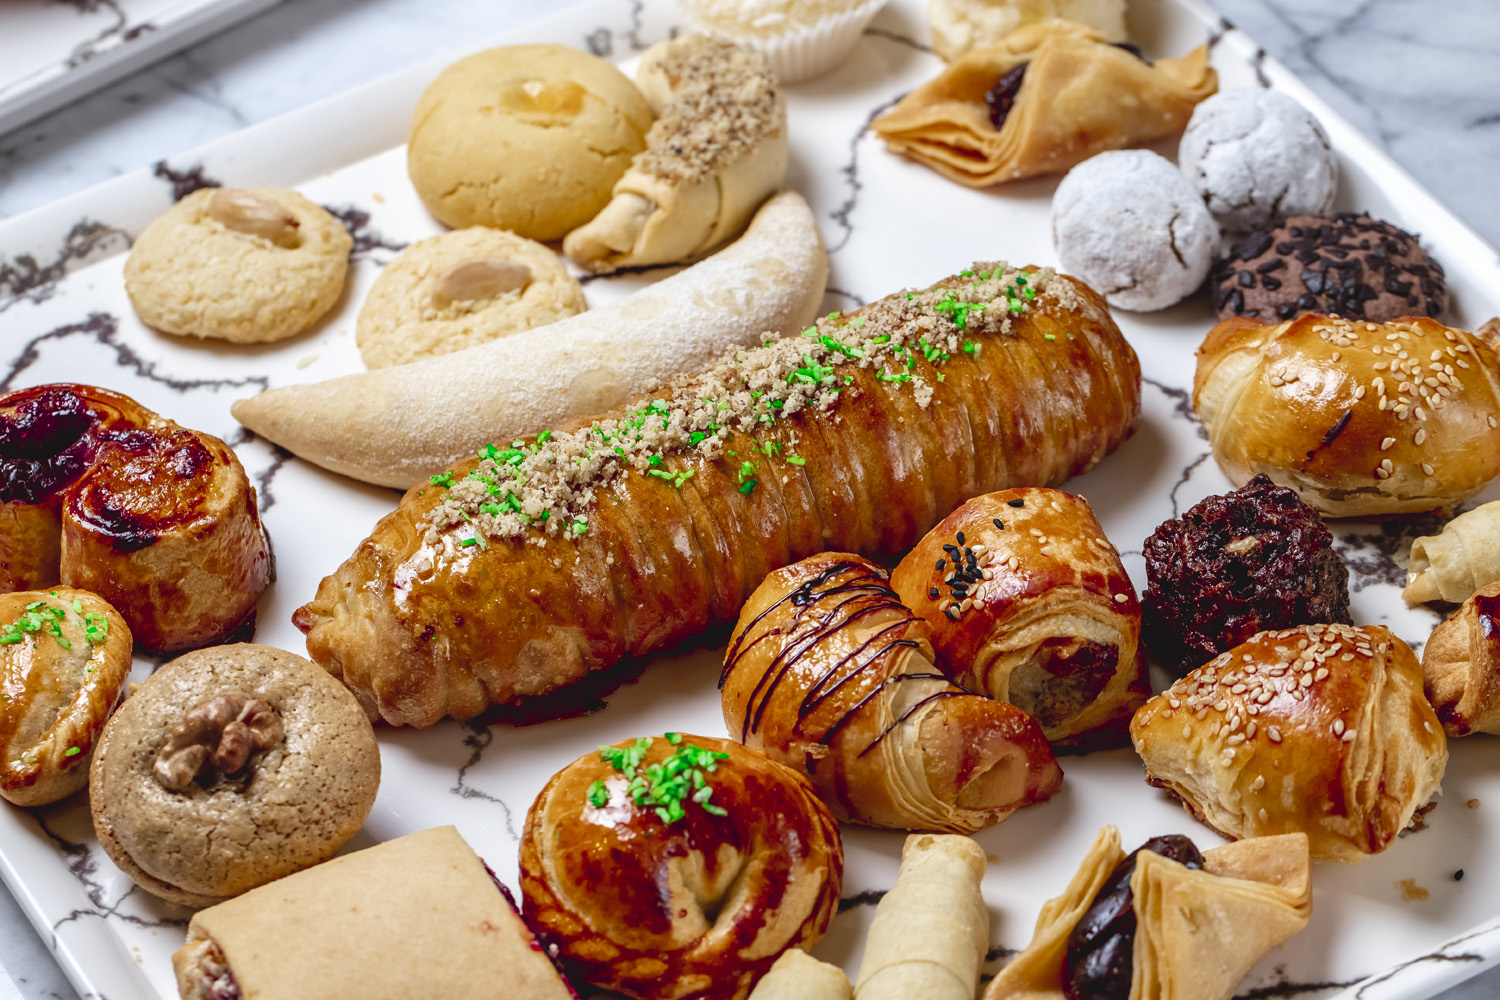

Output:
xmin=856 ymin=689 xmax=966 ymax=758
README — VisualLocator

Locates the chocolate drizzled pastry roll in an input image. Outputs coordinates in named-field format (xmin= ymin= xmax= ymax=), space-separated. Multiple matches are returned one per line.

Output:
xmin=723 ymin=553 xmax=1061 ymax=833
xmin=296 ymin=264 xmax=1140 ymax=726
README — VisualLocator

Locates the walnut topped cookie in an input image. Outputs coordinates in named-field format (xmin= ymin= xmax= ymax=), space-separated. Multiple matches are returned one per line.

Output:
xmin=89 ymin=643 xmax=379 ymax=907
xmin=125 ymin=187 xmax=351 ymax=344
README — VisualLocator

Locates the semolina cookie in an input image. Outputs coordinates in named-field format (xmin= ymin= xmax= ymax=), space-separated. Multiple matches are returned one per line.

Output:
xmin=407 ymin=45 xmax=654 ymax=241
xmin=124 ymin=187 xmax=351 ymax=344
xmin=356 ymin=227 xmax=586 ymax=369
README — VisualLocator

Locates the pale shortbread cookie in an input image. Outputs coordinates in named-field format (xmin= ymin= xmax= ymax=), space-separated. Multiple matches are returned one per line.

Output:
xmin=408 ymin=45 xmax=654 ymax=241
xmin=929 ymin=0 xmax=1127 ymax=61
xmin=357 ymin=228 xmax=586 ymax=369
xmin=124 ymin=187 xmax=351 ymax=344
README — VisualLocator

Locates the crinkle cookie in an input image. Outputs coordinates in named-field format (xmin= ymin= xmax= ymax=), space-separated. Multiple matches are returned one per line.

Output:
xmin=124 ymin=187 xmax=351 ymax=344
xmin=407 ymin=45 xmax=654 ymax=241
xmin=356 ymin=228 xmax=586 ymax=369
xmin=89 ymin=643 xmax=379 ymax=908
xmin=1052 ymin=150 xmax=1219 ymax=312
xmin=1179 ymin=89 xmax=1337 ymax=233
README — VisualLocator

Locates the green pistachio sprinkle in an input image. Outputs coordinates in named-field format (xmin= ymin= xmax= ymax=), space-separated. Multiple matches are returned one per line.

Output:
xmin=589 ymin=736 xmax=732 ymax=824
xmin=1 ymin=601 xmax=104 ymax=650
xmin=65 ymin=747 xmax=81 ymax=757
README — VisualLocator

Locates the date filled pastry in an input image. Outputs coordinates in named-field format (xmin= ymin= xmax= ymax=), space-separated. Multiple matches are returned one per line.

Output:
xmin=982 ymin=825 xmax=1311 ymax=1000
xmin=0 ymin=587 xmax=130 ymax=806
xmin=520 ymin=734 xmax=842 ymax=1000
xmin=173 ymin=826 xmax=577 ymax=1000
xmin=890 ymin=489 xmax=1148 ymax=748
xmin=1194 ymin=314 xmax=1500 ymax=517
xmin=870 ymin=21 xmax=1216 ymax=187
xmin=1404 ymin=500 xmax=1500 ymax=605
xmin=723 ymin=553 xmax=1061 ymax=833
xmin=1420 ymin=582 xmax=1500 ymax=737
xmin=1130 ymin=624 xmax=1447 ymax=862
xmin=296 ymin=264 xmax=1141 ymax=727
xmin=564 ymin=35 xmax=787 ymax=273
xmin=0 ymin=384 xmax=270 ymax=652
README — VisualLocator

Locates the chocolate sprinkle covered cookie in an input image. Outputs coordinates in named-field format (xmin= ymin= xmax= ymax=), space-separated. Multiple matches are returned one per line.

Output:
xmin=1211 ymin=212 xmax=1448 ymax=324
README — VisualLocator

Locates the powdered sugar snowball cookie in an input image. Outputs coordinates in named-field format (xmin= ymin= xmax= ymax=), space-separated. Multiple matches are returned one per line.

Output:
xmin=1052 ymin=150 xmax=1218 ymax=312
xmin=1179 ymin=89 xmax=1337 ymax=233
xmin=929 ymin=0 xmax=1126 ymax=61
xmin=125 ymin=187 xmax=350 ymax=344
xmin=356 ymin=228 xmax=586 ymax=369
xmin=679 ymin=0 xmax=890 ymax=82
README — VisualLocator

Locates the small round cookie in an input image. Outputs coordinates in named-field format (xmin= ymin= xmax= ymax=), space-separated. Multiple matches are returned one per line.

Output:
xmin=124 ymin=187 xmax=351 ymax=344
xmin=356 ymin=227 xmax=586 ymax=369
xmin=1052 ymin=150 xmax=1219 ymax=312
xmin=408 ymin=45 xmax=654 ymax=241
xmin=1179 ymin=89 xmax=1337 ymax=233
xmin=89 ymin=643 xmax=379 ymax=908
xmin=1210 ymin=212 xmax=1449 ymax=323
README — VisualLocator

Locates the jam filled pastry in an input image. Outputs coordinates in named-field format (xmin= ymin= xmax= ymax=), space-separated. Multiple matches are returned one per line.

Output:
xmin=0 ymin=384 xmax=270 ymax=652
xmin=1131 ymin=624 xmax=1447 ymax=862
xmin=982 ymin=826 xmax=1311 ymax=1000
xmin=1421 ymin=582 xmax=1500 ymax=737
xmin=891 ymin=489 xmax=1148 ymax=748
xmin=723 ymin=553 xmax=1062 ymax=833
xmin=520 ymin=735 xmax=842 ymax=1000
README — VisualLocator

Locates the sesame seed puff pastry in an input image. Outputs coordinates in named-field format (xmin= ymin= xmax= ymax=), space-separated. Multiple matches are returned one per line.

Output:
xmin=723 ymin=553 xmax=1062 ymax=834
xmin=1194 ymin=314 xmax=1500 ymax=517
xmin=1420 ymin=581 xmax=1500 ymax=737
xmin=1130 ymin=624 xmax=1447 ymax=863
xmin=563 ymin=35 xmax=786 ymax=274
xmin=294 ymin=266 xmax=1140 ymax=727
xmin=890 ymin=488 xmax=1148 ymax=749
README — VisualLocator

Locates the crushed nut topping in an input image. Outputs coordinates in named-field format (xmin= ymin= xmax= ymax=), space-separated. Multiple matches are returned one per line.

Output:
xmin=154 ymin=692 xmax=284 ymax=792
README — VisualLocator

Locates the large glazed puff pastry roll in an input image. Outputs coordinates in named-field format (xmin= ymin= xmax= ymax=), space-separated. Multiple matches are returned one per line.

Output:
xmin=891 ymin=489 xmax=1147 ymax=748
xmin=171 ymin=826 xmax=576 ymax=1000
xmin=871 ymin=21 xmax=1216 ymax=187
xmin=296 ymin=265 xmax=1141 ymax=727
xmin=1404 ymin=500 xmax=1500 ymax=604
xmin=723 ymin=554 xmax=1062 ymax=833
xmin=982 ymin=826 xmax=1311 ymax=1000
xmin=1131 ymin=624 xmax=1447 ymax=862
xmin=1194 ymin=314 xmax=1500 ymax=517
xmin=520 ymin=735 xmax=842 ymax=1000
xmin=1421 ymin=582 xmax=1500 ymax=736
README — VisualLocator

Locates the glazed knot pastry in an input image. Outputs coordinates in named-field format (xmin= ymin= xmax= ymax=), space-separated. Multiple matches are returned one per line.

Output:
xmin=0 ymin=384 xmax=270 ymax=651
xmin=1404 ymin=500 xmax=1500 ymax=604
xmin=295 ymin=264 xmax=1140 ymax=726
xmin=1194 ymin=314 xmax=1500 ymax=516
xmin=1421 ymin=582 xmax=1500 ymax=737
xmin=520 ymin=735 xmax=842 ymax=1000
xmin=0 ymin=587 xmax=130 ymax=806
xmin=723 ymin=553 xmax=1062 ymax=833
xmin=90 ymin=644 xmax=379 ymax=907
xmin=872 ymin=21 xmax=1216 ymax=186
xmin=890 ymin=488 xmax=1148 ymax=747
xmin=564 ymin=35 xmax=787 ymax=273
xmin=1142 ymin=475 xmax=1352 ymax=676
xmin=1130 ymin=624 xmax=1447 ymax=862
xmin=982 ymin=825 xmax=1311 ymax=1000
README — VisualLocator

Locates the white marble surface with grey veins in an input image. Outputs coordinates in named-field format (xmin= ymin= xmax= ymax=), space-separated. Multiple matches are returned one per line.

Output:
xmin=1 ymin=1 xmax=1499 ymax=999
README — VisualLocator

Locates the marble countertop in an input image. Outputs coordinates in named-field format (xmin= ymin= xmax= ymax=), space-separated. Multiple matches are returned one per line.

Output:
xmin=1 ymin=1 xmax=1498 ymax=999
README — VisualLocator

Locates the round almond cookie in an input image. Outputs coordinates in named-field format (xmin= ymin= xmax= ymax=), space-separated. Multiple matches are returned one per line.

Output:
xmin=89 ymin=643 xmax=379 ymax=908
xmin=407 ymin=45 xmax=654 ymax=240
xmin=124 ymin=187 xmax=351 ymax=344
xmin=356 ymin=227 xmax=586 ymax=369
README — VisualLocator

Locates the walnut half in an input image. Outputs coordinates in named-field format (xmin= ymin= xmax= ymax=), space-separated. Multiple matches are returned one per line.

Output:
xmin=154 ymin=692 xmax=284 ymax=792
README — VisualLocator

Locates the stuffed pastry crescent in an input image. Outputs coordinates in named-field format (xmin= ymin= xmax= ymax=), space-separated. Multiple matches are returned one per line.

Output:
xmin=871 ymin=21 xmax=1216 ymax=187
xmin=1421 ymin=582 xmax=1500 ymax=736
xmin=1404 ymin=501 xmax=1500 ymax=605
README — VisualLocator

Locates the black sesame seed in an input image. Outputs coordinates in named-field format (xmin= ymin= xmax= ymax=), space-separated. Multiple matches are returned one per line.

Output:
xmin=929 ymin=587 xmax=940 ymax=598
xmin=956 ymin=531 xmax=966 ymax=546
xmin=1262 ymin=276 xmax=1282 ymax=291
xmin=1455 ymin=869 xmax=1465 ymax=881
xmin=1007 ymin=498 xmax=1025 ymax=508
xmin=1257 ymin=258 xmax=1285 ymax=273
xmin=992 ymin=518 xmax=1005 ymax=530
xmin=1238 ymin=270 xmax=1256 ymax=288
xmin=943 ymin=544 xmax=959 ymax=556
xmin=935 ymin=559 xmax=946 ymax=570
xmin=1228 ymin=288 xmax=1245 ymax=314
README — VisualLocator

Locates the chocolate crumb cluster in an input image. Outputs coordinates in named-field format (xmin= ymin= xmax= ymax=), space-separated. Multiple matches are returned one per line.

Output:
xmin=1142 ymin=475 xmax=1352 ymax=676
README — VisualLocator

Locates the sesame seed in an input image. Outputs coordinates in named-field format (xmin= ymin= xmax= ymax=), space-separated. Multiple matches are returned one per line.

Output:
xmin=1380 ymin=437 xmax=1396 ymax=451
xmin=1342 ymin=730 xmax=1356 ymax=743
xmin=1113 ymin=593 xmax=1127 ymax=603
xmin=1183 ymin=723 xmax=1191 ymax=739
xmin=1354 ymin=385 xmax=1367 ymax=399
xmin=1268 ymin=727 xmax=1282 ymax=743
xmin=1252 ymin=774 xmax=1266 ymax=791
xmin=1422 ymin=462 xmax=1435 ymax=476
xmin=1332 ymin=719 xmax=1345 ymax=736
xmin=1259 ymin=808 xmax=1270 ymax=823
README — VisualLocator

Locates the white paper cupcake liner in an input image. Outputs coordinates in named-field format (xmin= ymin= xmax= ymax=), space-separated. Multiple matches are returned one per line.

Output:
xmin=683 ymin=0 xmax=891 ymax=84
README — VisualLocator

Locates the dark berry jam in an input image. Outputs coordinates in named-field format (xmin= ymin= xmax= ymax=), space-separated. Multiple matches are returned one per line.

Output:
xmin=984 ymin=63 xmax=1028 ymax=129
xmin=0 ymin=388 xmax=104 ymax=505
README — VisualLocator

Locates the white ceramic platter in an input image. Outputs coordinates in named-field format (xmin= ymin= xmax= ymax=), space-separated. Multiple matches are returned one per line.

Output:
xmin=0 ymin=0 xmax=286 ymax=137
xmin=3 ymin=1 xmax=1500 ymax=998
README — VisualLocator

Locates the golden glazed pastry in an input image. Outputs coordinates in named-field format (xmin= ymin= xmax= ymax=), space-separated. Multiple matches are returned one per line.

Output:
xmin=173 ymin=826 xmax=575 ymax=1000
xmin=0 ymin=587 xmax=130 ymax=806
xmin=982 ymin=826 xmax=1311 ymax=1000
xmin=294 ymin=265 xmax=1140 ymax=727
xmin=0 ymin=384 xmax=270 ymax=652
xmin=564 ymin=35 xmax=787 ymax=274
xmin=1194 ymin=314 xmax=1500 ymax=517
xmin=1421 ymin=582 xmax=1500 ymax=736
xmin=890 ymin=488 xmax=1147 ymax=748
xmin=723 ymin=554 xmax=1062 ymax=833
xmin=1404 ymin=501 xmax=1500 ymax=604
xmin=519 ymin=735 xmax=842 ymax=1000
xmin=871 ymin=22 xmax=1216 ymax=187
xmin=1131 ymin=624 xmax=1447 ymax=862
